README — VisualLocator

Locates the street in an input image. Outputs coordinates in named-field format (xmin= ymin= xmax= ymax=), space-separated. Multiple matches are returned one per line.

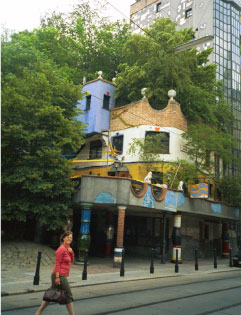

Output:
xmin=2 ymin=271 xmax=241 ymax=315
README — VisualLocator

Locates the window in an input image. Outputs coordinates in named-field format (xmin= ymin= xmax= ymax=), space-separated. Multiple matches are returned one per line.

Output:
xmin=89 ymin=140 xmax=102 ymax=159
xmin=205 ymin=150 xmax=211 ymax=167
xmin=145 ymin=131 xmax=170 ymax=154
xmin=214 ymin=154 xmax=220 ymax=178
xmin=185 ymin=8 xmax=192 ymax=18
xmin=86 ymin=95 xmax=91 ymax=110
xmin=151 ymin=172 xmax=163 ymax=185
xmin=103 ymin=94 xmax=110 ymax=110
xmin=112 ymin=135 xmax=124 ymax=154
xmin=156 ymin=2 xmax=162 ymax=12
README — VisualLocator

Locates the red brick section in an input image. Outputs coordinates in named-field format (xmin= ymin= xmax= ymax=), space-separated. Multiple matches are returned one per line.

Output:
xmin=116 ymin=207 xmax=126 ymax=248
xmin=110 ymin=98 xmax=187 ymax=132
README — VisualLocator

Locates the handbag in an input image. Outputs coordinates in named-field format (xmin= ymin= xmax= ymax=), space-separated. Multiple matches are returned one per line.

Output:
xmin=43 ymin=287 xmax=67 ymax=305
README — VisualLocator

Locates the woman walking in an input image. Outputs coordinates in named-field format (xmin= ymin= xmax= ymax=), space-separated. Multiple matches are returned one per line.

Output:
xmin=36 ymin=231 xmax=75 ymax=315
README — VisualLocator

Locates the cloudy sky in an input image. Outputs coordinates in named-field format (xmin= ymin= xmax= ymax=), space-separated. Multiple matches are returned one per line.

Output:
xmin=1 ymin=0 xmax=134 ymax=32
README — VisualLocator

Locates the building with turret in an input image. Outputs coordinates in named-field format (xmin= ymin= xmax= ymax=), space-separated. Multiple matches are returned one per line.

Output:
xmin=71 ymin=73 xmax=240 ymax=265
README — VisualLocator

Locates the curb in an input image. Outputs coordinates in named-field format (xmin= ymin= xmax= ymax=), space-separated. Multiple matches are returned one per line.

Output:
xmin=2 ymin=267 xmax=240 ymax=297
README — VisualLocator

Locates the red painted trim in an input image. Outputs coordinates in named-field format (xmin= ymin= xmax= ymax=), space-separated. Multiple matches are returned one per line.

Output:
xmin=130 ymin=182 xmax=148 ymax=198
xmin=151 ymin=186 xmax=168 ymax=201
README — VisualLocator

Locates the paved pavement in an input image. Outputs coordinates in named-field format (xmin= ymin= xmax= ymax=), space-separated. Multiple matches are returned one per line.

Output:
xmin=1 ymin=241 xmax=240 ymax=297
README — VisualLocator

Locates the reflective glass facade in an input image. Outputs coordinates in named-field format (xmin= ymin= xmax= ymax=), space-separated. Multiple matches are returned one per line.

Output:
xmin=213 ymin=0 xmax=241 ymax=175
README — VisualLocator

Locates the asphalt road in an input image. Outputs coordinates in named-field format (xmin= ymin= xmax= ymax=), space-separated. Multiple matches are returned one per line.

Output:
xmin=2 ymin=271 xmax=241 ymax=315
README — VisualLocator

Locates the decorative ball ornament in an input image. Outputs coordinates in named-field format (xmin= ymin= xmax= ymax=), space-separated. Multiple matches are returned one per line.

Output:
xmin=98 ymin=71 xmax=103 ymax=78
xmin=168 ymin=89 xmax=176 ymax=100
xmin=141 ymin=88 xmax=147 ymax=98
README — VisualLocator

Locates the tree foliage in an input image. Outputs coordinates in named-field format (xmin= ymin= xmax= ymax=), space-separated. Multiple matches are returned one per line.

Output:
xmin=1 ymin=35 xmax=85 ymax=230
xmin=217 ymin=176 xmax=241 ymax=208
xmin=182 ymin=123 xmax=236 ymax=171
xmin=116 ymin=18 xmax=233 ymax=129
xmin=117 ymin=18 xmax=237 ymax=180
xmin=2 ymin=1 xmax=130 ymax=231
xmin=37 ymin=1 xmax=130 ymax=83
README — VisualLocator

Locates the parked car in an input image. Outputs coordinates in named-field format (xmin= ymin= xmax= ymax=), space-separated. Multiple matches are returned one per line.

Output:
xmin=233 ymin=250 xmax=241 ymax=267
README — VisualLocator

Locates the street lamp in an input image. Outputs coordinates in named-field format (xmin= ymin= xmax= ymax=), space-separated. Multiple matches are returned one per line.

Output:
xmin=167 ymin=173 xmax=171 ymax=188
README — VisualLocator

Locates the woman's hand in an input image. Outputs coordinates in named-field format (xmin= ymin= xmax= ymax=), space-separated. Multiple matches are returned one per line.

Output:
xmin=55 ymin=277 xmax=60 ymax=286
xmin=68 ymin=247 xmax=73 ymax=254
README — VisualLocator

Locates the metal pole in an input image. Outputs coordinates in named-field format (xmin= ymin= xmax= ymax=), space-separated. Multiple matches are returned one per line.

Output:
xmin=213 ymin=248 xmax=217 ymax=269
xmin=150 ymin=248 xmax=155 ymax=274
xmin=120 ymin=249 xmax=125 ymax=277
xmin=229 ymin=248 xmax=232 ymax=267
xmin=33 ymin=251 xmax=42 ymax=285
xmin=161 ymin=212 xmax=167 ymax=264
xmin=82 ymin=250 xmax=88 ymax=280
xmin=175 ymin=249 xmax=179 ymax=273
xmin=195 ymin=249 xmax=198 ymax=271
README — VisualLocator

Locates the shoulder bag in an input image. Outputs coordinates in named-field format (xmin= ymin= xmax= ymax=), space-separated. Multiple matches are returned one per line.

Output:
xmin=43 ymin=287 xmax=67 ymax=305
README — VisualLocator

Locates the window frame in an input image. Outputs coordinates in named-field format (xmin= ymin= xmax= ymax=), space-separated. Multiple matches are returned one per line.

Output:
xmin=185 ymin=8 xmax=192 ymax=19
xmin=85 ymin=95 xmax=91 ymax=110
xmin=103 ymin=94 xmax=111 ymax=110
xmin=112 ymin=135 xmax=124 ymax=154
xmin=156 ymin=2 xmax=162 ymax=12
xmin=89 ymin=140 xmax=102 ymax=159
xmin=145 ymin=131 xmax=170 ymax=154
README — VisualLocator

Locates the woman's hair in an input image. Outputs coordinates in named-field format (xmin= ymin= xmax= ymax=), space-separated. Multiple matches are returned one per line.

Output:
xmin=60 ymin=231 xmax=73 ymax=242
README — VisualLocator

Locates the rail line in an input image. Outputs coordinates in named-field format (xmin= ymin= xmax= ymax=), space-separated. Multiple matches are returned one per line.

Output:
xmin=94 ymin=285 xmax=241 ymax=315
xmin=2 ymin=273 xmax=241 ymax=313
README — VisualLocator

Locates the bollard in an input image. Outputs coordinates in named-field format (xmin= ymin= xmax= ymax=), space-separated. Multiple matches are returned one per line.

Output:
xmin=82 ymin=250 xmax=88 ymax=280
xmin=33 ymin=251 xmax=42 ymax=285
xmin=175 ymin=249 xmax=179 ymax=273
xmin=120 ymin=249 xmax=125 ymax=277
xmin=150 ymin=248 xmax=155 ymax=274
xmin=213 ymin=248 xmax=217 ymax=269
xmin=195 ymin=249 xmax=198 ymax=271
xmin=229 ymin=248 xmax=232 ymax=267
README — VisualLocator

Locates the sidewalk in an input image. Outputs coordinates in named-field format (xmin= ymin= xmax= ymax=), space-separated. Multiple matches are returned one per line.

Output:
xmin=2 ymin=255 xmax=240 ymax=297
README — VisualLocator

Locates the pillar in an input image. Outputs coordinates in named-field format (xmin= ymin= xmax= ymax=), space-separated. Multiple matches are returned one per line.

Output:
xmin=75 ymin=203 xmax=92 ymax=265
xmin=113 ymin=206 xmax=126 ymax=268
xmin=222 ymin=222 xmax=230 ymax=257
xmin=105 ymin=211 xmax=114 ymax=257
xmin=171 ymin=213 xmax=182 ymax=263
xmin=161 ymin=212 xmax=167 ymax=264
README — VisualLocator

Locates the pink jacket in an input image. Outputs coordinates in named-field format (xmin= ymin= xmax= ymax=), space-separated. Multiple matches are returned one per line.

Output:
xmin=52 ymin=244 xmax=74 ymax=277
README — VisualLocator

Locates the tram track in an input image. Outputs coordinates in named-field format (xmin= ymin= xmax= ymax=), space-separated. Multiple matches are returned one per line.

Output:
xmin=94 ymin=285 xmax=241 ymax=315
xmin=2 ymin=273 xmax=241 ymax=313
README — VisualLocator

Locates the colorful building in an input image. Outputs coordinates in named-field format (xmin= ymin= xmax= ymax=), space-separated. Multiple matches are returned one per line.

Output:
xmin=71 ymin=74 xmax=240 ymax=265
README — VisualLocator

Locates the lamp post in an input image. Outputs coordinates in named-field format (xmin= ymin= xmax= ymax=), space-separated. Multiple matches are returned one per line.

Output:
xmin=167 ymin=173 xmax=171 ymax=188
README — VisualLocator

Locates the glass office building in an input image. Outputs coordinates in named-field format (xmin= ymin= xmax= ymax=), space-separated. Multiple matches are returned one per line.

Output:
xmin=131 ymin=0 xmax=241 ymax=175
xmin=214 ymin=0 xmax=241 ymax=174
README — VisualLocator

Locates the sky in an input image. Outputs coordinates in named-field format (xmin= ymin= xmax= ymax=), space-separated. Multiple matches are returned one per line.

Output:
xmin=1 ymin=0 xmax=134 ymax=33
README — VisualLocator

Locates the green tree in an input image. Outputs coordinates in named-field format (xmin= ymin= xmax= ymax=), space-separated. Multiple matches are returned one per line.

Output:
xmin=2 ymin=40 xmax=86 ymax=230
xmin=217 ymin=176 xmax=241 ymax=208
xmin=182 ymin=123 xmax=236 ymax=173
xmin=117 ymin=18 xmax=237 ymax=179
xmin=115 ymin=18 xmax=232 ymax=130
xmin=36 ymin=1 xmax=130 ymax=83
